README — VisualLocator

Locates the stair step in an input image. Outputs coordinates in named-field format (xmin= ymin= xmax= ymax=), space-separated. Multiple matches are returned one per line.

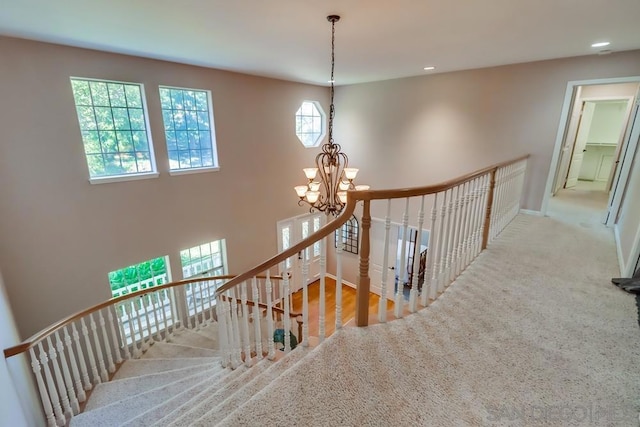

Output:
xmin=84 ymin=362 xmax=220 ymax=411
xmin=163 ymin=349 xmax=307 ymax=427
xmin=192 ymin=322 xmax=219 ymax=342
xmin=168 ymin=328 xmax=217 ymax=349
xmin=142 ymin=342 xmax=219 ymax=359
xmin=193 ymin=348 xmax=309 ymax=426
xmin=112 ymin=357 xmax=220 ymax=380
xmin=122 ymin=367 xmax=231 ymax=427
xmin=70 ymin=366 xmax=222 ymax=427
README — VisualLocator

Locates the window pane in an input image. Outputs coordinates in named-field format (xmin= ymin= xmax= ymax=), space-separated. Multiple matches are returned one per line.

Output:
xmin=71 ymin=78 xmax=155 ymax=179
xmin=295 ymin=101 xmax=325 ymax=147
xmin=159 ymin=86 xmax=218 ymax=171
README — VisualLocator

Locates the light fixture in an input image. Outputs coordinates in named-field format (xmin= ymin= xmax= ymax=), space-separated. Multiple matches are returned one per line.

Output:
xmin=591 ymin=42 xmax=610 ymax=48
xmin=295 ymin=15 xmax=366 ymax=216
xmin=423 ymin=66 xmax=436 ymax=71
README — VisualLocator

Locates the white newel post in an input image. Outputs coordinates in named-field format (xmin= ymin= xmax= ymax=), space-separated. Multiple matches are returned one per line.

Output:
xmin=409 ymin=195 xmax=425 ymax=312
xmin=29 ymin=348 xmax=57 ymax=427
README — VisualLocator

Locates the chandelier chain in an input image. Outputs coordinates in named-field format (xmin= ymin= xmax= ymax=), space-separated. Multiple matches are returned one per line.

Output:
xmin=328 ymin=16 xmax=336 ymax=146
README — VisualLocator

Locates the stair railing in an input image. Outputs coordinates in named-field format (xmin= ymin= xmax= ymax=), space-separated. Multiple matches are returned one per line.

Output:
xmin=2 ymin=274 xmax=297 ymax=427
xmin=215 ymin=155 xmax=529 ymax=363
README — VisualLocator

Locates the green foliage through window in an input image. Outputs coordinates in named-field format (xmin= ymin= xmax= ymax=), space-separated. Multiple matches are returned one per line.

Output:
xmin=108 ymin=256 xmax=168 ymax=297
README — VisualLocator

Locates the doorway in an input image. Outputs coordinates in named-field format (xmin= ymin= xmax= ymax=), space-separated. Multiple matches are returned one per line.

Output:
xmin=545 ymin=79 xmax=640 ymax=225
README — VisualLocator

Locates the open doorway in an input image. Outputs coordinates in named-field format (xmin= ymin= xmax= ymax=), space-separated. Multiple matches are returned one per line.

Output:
xmin=546 ymin=80 xmax=640 ymax=226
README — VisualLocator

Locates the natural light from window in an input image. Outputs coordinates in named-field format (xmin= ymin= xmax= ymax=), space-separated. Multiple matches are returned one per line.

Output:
xmin=295 ymin=101 xmax=326 ymax=147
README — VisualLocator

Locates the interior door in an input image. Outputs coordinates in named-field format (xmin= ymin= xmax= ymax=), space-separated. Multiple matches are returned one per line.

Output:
xmin=298 ymin=214 xmax=322 ymax=289
xmin=277 ymin=213 xmax=323 ymax=294
xmin=370 ymin=219 xmax=398 ymax=300
xmin=566 ymin=101 xmax=596 ymax=188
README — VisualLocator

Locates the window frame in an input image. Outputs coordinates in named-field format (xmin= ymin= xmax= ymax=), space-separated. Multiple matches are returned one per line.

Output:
xmin=295 ymin=100 xmax=327 ymax=148
xmin=70 ymin=77 xmax=159 ymax=184
xmin=335 ymin=215 xmax=359 ymax=255
xmin=158 ymin=85 xmax=220 ymax=176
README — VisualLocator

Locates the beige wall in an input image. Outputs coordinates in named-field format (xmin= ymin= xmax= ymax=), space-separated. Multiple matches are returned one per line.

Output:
xmin=334 ymin=50 xmax=640 ymax=212
xmin=0 ymin=37 xmax=329 ymax=337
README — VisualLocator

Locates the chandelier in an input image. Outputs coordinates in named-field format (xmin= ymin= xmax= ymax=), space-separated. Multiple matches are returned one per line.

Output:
xmin=294 ymin=15 xmax=368 ymax=216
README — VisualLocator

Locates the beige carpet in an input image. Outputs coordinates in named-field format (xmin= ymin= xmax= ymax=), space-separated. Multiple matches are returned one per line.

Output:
xmin=215 ymin=215 xmax=640 ymax=426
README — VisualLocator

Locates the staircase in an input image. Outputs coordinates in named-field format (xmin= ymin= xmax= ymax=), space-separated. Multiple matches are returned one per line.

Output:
xmin=70 ymin=322 xmax=306 ymax=426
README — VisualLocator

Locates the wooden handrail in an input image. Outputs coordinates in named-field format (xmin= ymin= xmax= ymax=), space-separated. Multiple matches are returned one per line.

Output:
xmin=4 ymin=274 xmax=282 ymax=358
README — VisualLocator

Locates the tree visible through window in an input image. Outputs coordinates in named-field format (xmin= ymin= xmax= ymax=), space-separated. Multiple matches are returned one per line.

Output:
xmin=159 ymin=86 xmax=218 ymax=172
xmin=70 ymin=78 xmax=156 ymax=179
xmin=108 ymin=256 xmax=169 ymax=298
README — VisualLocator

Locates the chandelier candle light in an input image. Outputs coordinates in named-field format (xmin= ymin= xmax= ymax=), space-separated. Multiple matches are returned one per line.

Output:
xmin=295 ymin=15 xmax=368 ymax=216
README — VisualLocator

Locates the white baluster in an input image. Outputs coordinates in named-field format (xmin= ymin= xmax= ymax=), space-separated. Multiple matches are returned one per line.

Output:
xmin=335 ymin=224 xmax=344 ymax=329
xmin=265 ymin=273 xmax=276 ymax=360
xmin=240 ymin=282 xmax=252 ymax=366
xmin=478 ymin=174 xmax=490 ymax=255
xmin=124 ymin=302 xmax=140 ymax=358
xmin=283 ymin=273 xmax=292 ymax=352
xmin=205 ymin=280 xmax=215 ymax=324
xmin=107 ymin=307 xmax=123 ymax=364
xmin=301 ymin=249 xmax=310 ymax=347
xmin=430 ymin=191 xmax=445 ymax=300
xmin=319 ymin=236 xmax=326 ymax=342
xmin=422 ymin=193 xmax=438 ymax=307
xmin=214 ymin=296 xmax=229 ymax=367
xmin=157 ymin=291 xmax=169 ymax=342
xmin=139 ymin=295 xmax=154 ymax=346
xmin=132 ymin=299 xmax=147 ymax=352
xmin=198 ymin=282 xmax=207 ymax=328
xmin=251 ymin=277 xmax=263 ymax=359
xmin=70 ymin=323 xmax=91 ymax=390
xmin=46 ymin=337 xmax=72 ymax=418
xmin=63 ymin=327 xmax=85 ymax=403
xmin=98 ymin=310 xmax=115 ymax=373
xmin=395 ymin=198 xmax=410 ymax=318
xmin=229 ymin=291 xmax=242 ymax=368
xmin=89 ymin=313 xmax=108 ymax=382
xmin=456 ymin=182 xmax=472 ymax=276
xmin=29 ymin=348 xmax=57 ymax=427
xmin=38 ymin=342 xmax=65 ymax=426
xmin=379 ymin=200 xmax=392 ymax=322
xmin=466 ymin=178 xmax=480 ymax=266
xmin=54 ymin=332 xmax=79 ymax=414
xmin=148 ymin=292 xmax=161 ymax=341
xmin=409 ymin=195 xmax=425 ymax=312
xmin=80 ymin=318 xmax=100 ymax=384
xmin=449 ymin=184 xmax=464 ymax=282
xmin=439 ymin=189 xmax=455 ymax=293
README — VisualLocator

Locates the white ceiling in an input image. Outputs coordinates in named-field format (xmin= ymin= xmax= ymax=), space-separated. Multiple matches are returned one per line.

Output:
xmin=1 ymin=0 xmax=639 ymax=86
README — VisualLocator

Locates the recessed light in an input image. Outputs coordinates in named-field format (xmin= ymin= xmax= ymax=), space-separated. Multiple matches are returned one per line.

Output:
xmin=423 ymin=66 xmax=436 ymax=71
xmin=591 ymin=42 xmax=610 ymax=48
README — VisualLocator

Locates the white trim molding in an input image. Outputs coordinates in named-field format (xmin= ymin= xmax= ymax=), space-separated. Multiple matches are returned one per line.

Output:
xmin=614 ymin=224 xmax=626 ymax=277
xmin=325 ymin=273 xmax=357 ymax=290
xmin=520 ymin=209 xmax=543 ymax=216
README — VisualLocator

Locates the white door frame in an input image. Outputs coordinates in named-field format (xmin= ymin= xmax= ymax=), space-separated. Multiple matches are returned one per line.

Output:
xmin=541 ymin=76 xmax=640 ymax=217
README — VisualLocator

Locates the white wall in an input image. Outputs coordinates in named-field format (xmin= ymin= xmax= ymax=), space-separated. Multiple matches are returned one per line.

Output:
xmin=0 ymin=270 xmax=42 ymax=427
xmin=587 ymin=101 xmax=629 ymax=144
xmin=616 ymin=142 xmax=640 ymax=276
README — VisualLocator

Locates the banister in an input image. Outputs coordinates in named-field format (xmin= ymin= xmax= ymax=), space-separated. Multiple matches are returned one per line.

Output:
xmin=4 ymin=274 xmax=282 ymax=359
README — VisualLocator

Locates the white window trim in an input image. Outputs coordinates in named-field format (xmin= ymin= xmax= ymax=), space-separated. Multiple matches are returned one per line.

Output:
xmin=296 ymin=100 xmax=327 ymax=148
xmin=70 ymin=76 xmax=159 ymax=182
xmin=158 ymin=84 xmax=220 ymax=172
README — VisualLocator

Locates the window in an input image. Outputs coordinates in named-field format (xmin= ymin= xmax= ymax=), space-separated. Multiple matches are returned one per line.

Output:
xmin=70 ymin=78 xmax=156 ymax=182
xmin=159 ymin=86 xmax=218 ymax=173
xmin=295 ymin=101 xmax=326 ymax=147
xmin=181 ymin=240 xmax=228 ymax=318
xmin=108 ymin=256 xmax=170 ymax=298
xmin=180 ymin=239 xmax=228 ymax=279
xmin=335 ymin=215 xmax=359 ymax=254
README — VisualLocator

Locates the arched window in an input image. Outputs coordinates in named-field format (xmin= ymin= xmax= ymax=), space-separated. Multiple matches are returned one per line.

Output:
xmin=335 ymin=215 xmax=359 ymax=254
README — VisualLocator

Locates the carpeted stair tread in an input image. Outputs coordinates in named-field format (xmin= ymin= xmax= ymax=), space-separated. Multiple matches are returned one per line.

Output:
xmin=70 ymin=366 xmax=222 ymax=427
xmin=192 ymin=348 xmax=309 ymax=426
xmin=189 ymin=322 xmax=219 ymax=342
xmin=141 ymin=342 xmax=219 ymax=359
xmin=112 ymin=357 xmax=221 ymax=380
xmin=167 ymin=328 xmax=218 ymax=349
xmin=159 ymin=349 xmax=306 ymax=427
xmin=164 ymin=347 xmax=307 ymax=427
xmin=84 ymin=362 xmax=221 ymax=411
xmin=120 ymin=366 xmax=231 ymax=427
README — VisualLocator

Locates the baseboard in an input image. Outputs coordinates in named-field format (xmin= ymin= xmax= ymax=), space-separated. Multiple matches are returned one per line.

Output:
xmin=325 ymin=273 xmax=357 ymax=289
xmin=614 ymin=224 xmax=626 ymax=277
xmin=520 ymin=209 xmax=543 ymax=216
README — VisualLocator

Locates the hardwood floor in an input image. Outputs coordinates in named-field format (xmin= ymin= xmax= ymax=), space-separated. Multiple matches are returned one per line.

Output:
xmin=289 ymin=277 xmax=393 ymax=338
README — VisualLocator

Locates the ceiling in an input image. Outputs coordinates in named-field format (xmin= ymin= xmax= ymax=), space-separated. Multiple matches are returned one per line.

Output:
xmin=1 ymin=0 xmax=639 ymax=86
